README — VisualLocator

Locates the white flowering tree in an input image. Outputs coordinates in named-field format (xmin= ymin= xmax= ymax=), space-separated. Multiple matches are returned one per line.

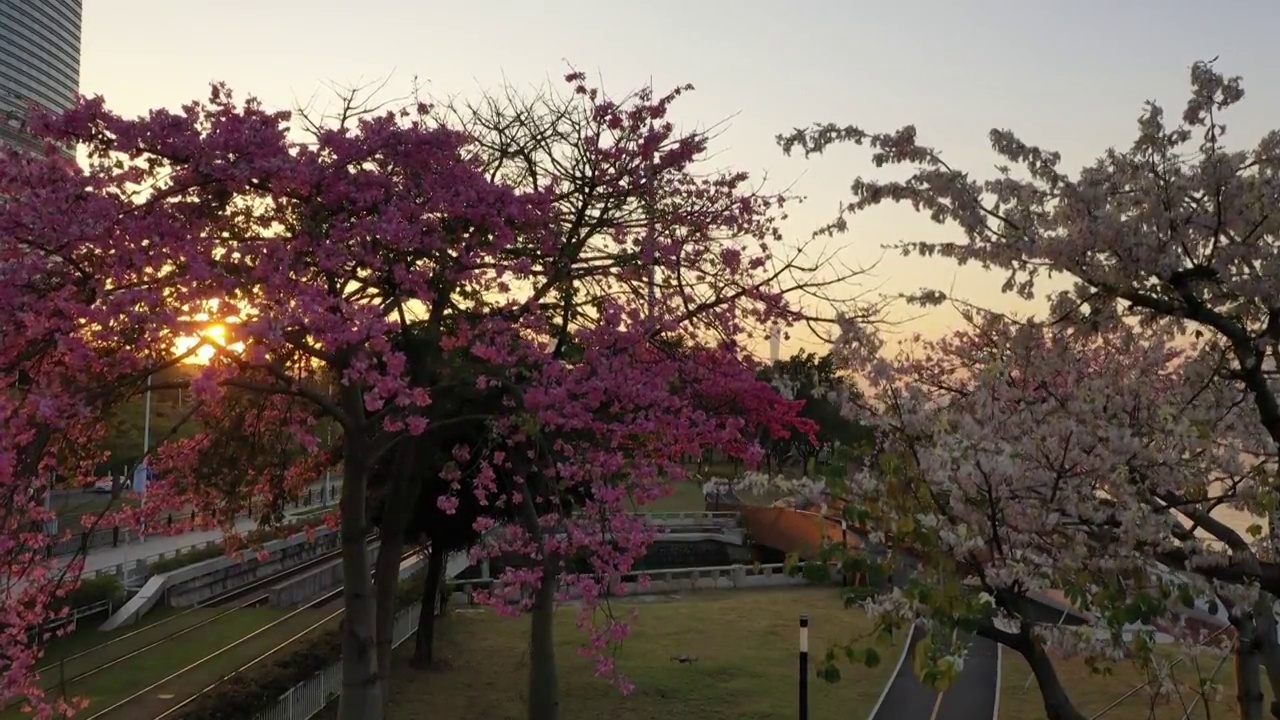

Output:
xmin=836 ymin=313 xmax=1270 ymax=719
xmin=781 ymin=60 xmax=1280 ymax=720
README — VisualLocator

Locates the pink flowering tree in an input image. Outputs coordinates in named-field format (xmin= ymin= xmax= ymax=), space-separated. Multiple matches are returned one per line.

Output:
xmin=0 ymin=137 xmax=235 ymax=717
xmin=1 ymin=70 xmax=866 ymax=720
xmin=5 ymin=85 xmax=554 ymax=719
xmin=782 ymin=59 xmax=1280 ymax=718
xmin=450 ymin=320 xmax=811 ymax=718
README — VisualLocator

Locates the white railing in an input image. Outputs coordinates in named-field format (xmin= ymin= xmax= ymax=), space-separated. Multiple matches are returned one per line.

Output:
xmin=633 ymin=510 xmax=741 ymax=524
xmin=252 ymin=602 xmax=422 ymax=720
xmin=32 ymin=598 xmax=114 ymax=640
xmin=444 ymin=561 xmax=826 ymax=607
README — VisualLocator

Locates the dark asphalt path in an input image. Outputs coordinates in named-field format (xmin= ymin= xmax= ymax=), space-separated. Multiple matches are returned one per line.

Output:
xmin=934 ymin=634 xmax=999 ymax=720
xmin=868 ymin=624 xmax=1000 ymax=720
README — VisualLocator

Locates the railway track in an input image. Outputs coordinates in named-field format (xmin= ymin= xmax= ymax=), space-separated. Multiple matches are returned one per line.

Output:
xmin=83 ymin=548 xmax=423 ymax=720
xmin=11 ymin=533 xmax=377 ymax=715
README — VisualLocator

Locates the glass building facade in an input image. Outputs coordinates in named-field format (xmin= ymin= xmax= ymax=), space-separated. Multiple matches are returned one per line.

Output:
xmin=0 ymin=0 xmax=82 ymax=154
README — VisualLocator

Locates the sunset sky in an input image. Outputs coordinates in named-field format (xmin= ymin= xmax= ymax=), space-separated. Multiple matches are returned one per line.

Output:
xmin=82 ymin=0 xmax=1280 ymax=357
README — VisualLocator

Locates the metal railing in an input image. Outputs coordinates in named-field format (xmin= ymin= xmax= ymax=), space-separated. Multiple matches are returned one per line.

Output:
xmin=632 ymin=510 xmax=741 ymax=523
xmin=252 ymin=601 xmax=422 ymax=720
xmin=74 ymin=487 xmax=344 ymax=584
xmin=444 ymin=561 xmax=817 ymax=605
xmin=32 ymin=598 xmax=114 ymax=640
xmin=52 ymin=484 xmax=343 ymax=560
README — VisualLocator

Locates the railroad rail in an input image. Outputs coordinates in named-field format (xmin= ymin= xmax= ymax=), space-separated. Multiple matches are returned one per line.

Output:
xmin=81 ymin=548 xmax=422 ymax=720
xmin=14 ymin=534 xmax=379 ymax=715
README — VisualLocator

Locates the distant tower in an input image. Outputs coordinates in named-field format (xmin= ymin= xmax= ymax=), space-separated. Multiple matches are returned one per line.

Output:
xmin=0 ymin=1 xmax=83 ymax=155
xmin=769 ymin=326 xmax=781 ymax=363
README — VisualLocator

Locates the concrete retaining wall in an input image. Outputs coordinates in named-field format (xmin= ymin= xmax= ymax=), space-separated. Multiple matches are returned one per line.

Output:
xmin=100 ymin=527 xmax=342 ymax=631
xmin=268 ymin=545 xmax=378 ymax=608
xmin=268 ymin=547 xmax=431 ymax=608
xmin=165 ymin=529 xmax=344 ymax=607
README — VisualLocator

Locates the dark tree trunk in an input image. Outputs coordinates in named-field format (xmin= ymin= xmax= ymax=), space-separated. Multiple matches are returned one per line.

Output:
xmin=372 ymin=442 xmax=422 ymax=705
xmin=1021 ymin=638 xmax=1088 ymax=720
xmin=515 ymin=477 xmax=560 ymax=720
xmin=975 ymin=618 xmax=1086 ymax=720
xmin=527 ymin=559 xmax=560 ymax=720
xmin=1237 ymin=612 xmax=1266 ymax=720
xmin=411 ymin=543 xmax=446 ymax=668
xmin=337 ymin=439 xmax=383 ymax=720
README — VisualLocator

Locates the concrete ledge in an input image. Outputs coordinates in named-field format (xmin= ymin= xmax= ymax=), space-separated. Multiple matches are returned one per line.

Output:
xmin=269 ymin=544 xmax=379 ymax=608
xmin=445 ymin=562 xmax=828 ymax=606
xmin=99 ymin=527 xmax=339 ymax=631
xmin=165 ymin=529 xmax=342 ymax=608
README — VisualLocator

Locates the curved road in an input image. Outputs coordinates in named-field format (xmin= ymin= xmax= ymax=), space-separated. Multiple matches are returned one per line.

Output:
xmin=868 ymin=623 xmax=1001 ymax=720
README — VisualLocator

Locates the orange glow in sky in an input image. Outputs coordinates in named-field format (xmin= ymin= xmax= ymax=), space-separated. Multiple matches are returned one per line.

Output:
xmin=173 ymin=323 xmax=245 ymax=364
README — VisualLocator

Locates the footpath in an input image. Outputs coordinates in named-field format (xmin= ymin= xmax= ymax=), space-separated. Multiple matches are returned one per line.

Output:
xmin=65 ymin=514 xmax=262 ymax=579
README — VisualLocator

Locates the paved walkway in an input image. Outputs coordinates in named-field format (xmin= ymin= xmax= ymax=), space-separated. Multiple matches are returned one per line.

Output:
xmin=66 ymin=514 xmax=261 ymax=577
xmin=869 ymin=624 xmax=1000 ymax=720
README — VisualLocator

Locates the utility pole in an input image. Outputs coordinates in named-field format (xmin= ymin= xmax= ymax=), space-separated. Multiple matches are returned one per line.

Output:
xmin=645 ymin=76 xmax=657 ymax=321
xmin=142 ymin=373 xmax=152 ymax=463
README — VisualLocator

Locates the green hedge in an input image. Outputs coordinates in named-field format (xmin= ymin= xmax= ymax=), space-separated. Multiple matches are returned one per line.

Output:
xmin=55 ymin=576 xmax=123 ymax=612
xmin=178 ymin=567 xmax=427 ymax=720
xmin=147 ymin=520 xmax=322 ymax=576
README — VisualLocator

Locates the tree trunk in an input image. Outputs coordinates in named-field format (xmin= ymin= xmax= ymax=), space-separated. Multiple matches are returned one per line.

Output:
xmin=1020 ymin=639 xmax=1088 ymax=720
xmin=976 ymin=617 xmax=1085 ymax=720
xmin=337 ymin=441 xmax=383 ymax=720
xmin=372 ymin=442 xmax=421 ymax=701
xmin=527 ymin=559 xmax=560 ymax=720
xmin=1250 ymin=598 xmax=1280 ymax=719
xmin=1237 ymin=612 xmax=1266 ymax=720
xmin=514 ymin=477 xmax=560 ymax=720
xmin=411 ymin=543 xmax=446 ymax=668
xmin=373 ymin=529 xmax=405 ymax=698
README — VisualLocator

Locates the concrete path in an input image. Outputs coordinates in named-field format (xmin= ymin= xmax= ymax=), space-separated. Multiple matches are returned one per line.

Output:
xmin=66 ymin=515 xmax=260 ymax=577
xmin=867 ymin=623 xmax=1000 ymax=720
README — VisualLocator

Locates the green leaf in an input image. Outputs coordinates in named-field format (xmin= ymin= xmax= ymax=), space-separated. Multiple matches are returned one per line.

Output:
xmin=864 ymin=647 xmax=881 ymax=668
xmin=783 ymin=553 xmax=801 ymax=576
xmin=817 ymin=662 xmax=842 ymax=683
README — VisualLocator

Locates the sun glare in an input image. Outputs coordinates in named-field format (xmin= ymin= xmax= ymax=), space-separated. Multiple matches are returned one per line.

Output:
xmin=174 ymin=323 xmax=244 ymax=364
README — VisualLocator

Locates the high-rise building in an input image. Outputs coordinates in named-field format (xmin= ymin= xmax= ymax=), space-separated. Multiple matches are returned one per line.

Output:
xmin=0 ymin=0 xmax=82 ymax=154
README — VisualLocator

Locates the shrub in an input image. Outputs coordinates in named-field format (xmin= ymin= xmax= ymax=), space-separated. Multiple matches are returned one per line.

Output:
xmin=55 ymin=576 xmax=123 ymax=612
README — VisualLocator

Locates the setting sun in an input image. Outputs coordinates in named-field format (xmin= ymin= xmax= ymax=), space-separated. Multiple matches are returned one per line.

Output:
xmin=173 ymin=322 xmax=245 ymax=364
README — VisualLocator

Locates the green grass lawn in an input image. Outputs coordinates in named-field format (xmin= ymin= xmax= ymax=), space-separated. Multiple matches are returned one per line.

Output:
xmin=7 ymin=607 xmax=286 ymax=719
xmin=380 ymin=587 xmax=895 ymax=720
xmin=1000 ymin=647 xmax=1248 ymax=719
xmin=36 ymin=606 xmax=194 ymax=670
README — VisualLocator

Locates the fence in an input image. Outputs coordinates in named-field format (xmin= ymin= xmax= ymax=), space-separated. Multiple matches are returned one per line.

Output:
xmin=64 ymin=486 xmax=344 ymax=585
xmin=252 ymin=601 xmax=423 ymax=720
xmin=32 ymin=598 xmax=114 ymax=641
xmin=631 ymin=510 xmax=741 ymax=524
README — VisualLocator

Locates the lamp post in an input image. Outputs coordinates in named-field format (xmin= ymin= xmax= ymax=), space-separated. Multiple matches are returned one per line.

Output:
xmin=124 ymin=374 xmax=153 ymax=586
xmin=799 ymin=615 xmax=810 ymax=720
xmin=324 ymin=381 xmax=333 ymax=504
